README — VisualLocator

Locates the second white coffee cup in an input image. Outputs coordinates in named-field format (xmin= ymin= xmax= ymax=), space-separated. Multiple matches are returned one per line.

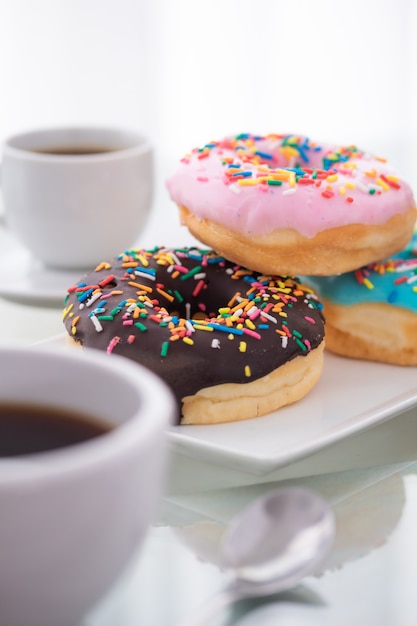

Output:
xmin=1 ymin=126 xmax=153 ymax=270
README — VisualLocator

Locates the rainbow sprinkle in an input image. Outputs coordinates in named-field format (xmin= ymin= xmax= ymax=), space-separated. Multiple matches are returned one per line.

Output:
xmin=184 ymin=134 xmax=402 ymax=205
xmin=63 ymin=247 xmax=325 ymax=395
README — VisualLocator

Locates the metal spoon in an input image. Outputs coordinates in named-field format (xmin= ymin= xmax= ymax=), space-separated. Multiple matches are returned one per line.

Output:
xmin=179 ymin=486 xmax=336 ymax=626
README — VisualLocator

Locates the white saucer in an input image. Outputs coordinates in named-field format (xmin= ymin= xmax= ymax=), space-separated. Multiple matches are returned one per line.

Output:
xmin=0 ymin=226 xmax=86 ymax=307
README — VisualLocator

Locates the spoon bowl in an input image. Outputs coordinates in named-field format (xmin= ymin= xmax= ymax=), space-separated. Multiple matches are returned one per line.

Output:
xmin=221 ymin=487 xmax=336 ymax=597
xmin=179 ymin=486 xmax=335 ymax=626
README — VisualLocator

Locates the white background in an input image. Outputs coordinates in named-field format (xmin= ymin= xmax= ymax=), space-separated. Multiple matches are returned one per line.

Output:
xmin=1 ymin=0 xmax=417 ymax=211
xmin=0 ymin=5 xmax=416 ymax=624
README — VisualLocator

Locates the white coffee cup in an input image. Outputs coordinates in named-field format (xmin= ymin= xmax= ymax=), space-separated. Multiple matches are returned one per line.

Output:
xmin=0 ymin=345 xmax=175 ymax=626
xmin=1 ymin=126 xmax=153 ymax=270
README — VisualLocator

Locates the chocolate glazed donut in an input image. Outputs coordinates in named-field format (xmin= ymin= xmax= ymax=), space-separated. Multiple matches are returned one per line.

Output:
xmin=63 ymin=247 xmax=325 ymax=424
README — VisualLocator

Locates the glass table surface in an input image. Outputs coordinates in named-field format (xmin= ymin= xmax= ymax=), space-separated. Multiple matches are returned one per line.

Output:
xmin=85 ymin=463 xmax=417 ymax=626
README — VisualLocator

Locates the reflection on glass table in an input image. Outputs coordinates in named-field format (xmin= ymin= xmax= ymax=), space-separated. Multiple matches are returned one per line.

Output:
xmin=85 ymin=460 xmax=417 ymax=626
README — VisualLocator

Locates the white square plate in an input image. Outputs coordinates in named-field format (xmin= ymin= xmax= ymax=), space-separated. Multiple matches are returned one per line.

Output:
xmin=169 ymin=353 xmax=417 ymax=475
xmin=40 ymin=335 xmax=417 ymax=478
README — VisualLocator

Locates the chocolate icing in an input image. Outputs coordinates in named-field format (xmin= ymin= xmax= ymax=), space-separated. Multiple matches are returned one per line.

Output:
xmin=63 ymin=247 xmax=325 ymax=423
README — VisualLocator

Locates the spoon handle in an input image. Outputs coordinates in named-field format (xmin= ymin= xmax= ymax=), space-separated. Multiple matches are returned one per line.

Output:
xmin=178 ymin=586 xmax=239 ymax=626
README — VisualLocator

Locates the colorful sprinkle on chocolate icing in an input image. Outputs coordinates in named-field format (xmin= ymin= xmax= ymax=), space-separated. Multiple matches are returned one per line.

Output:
xmin=63 ymin=247 xmax=325 ymax=422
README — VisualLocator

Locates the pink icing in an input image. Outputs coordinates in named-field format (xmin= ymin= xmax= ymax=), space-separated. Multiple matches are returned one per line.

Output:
xmin=166 ymin=134 xmax=416 ymax=238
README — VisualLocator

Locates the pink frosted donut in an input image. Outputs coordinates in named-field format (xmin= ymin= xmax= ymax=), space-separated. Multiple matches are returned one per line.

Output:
xmin=166 ymin=133 xmax=417 ymax=276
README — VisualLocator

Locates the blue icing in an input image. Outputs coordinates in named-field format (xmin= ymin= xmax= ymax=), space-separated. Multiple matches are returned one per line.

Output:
xmin=304 ymin=231 xmax=417 ymax=312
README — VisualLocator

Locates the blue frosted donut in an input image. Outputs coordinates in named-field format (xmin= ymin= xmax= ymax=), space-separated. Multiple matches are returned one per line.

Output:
xmin=305 ymin=231 xmax=417 ymax=365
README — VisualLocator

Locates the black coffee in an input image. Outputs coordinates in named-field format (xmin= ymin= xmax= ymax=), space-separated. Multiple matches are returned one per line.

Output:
xmin=0 ymin=403 xmax=113 ymax=457
xmin=34 ymin=145 xmax=119 ymax=156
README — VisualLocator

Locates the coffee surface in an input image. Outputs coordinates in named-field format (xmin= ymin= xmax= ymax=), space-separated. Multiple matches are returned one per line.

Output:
xmin=34 ymin=145 xmax=119 ymax=156
xmin=0 ymin=403 xmax=112 ymax=457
